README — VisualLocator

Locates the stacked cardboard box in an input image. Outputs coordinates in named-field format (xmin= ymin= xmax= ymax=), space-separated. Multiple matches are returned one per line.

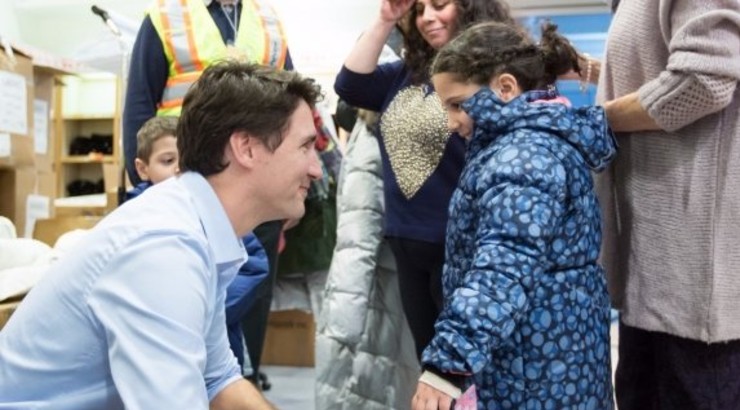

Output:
xmin=0 ymin=43 xmax=58 ymax=237
xmin=0 ymin=298 xmax=22 ymax=331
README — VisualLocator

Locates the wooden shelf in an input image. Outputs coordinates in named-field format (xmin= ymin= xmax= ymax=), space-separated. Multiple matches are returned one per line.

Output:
xmin=54 ymin=73 xmax=122 ymax=202
xmin=62 ymin=114 xmax=115 ymax=121
xmin=60 ymin=155 xmax=115 ymax=164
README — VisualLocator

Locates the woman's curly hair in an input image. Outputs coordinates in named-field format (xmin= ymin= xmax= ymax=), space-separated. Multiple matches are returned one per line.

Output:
xmin=403 ymin=0 xmax=515 ymax=85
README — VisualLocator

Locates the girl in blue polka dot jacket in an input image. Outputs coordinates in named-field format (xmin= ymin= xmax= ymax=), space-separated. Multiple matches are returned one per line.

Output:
xmin=412 ymin=22 xmax=617 ymax=410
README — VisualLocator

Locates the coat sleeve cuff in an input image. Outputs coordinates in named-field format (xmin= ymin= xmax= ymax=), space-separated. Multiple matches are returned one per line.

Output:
xmin=638 ymin=71 xmax=737 ymax=132
xmin=419 ymin=369 xmax=463 ymax=399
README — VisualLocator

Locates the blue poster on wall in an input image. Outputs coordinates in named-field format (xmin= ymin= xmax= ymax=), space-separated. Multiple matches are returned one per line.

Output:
xmin=519 ymin=13 xmax=612 ymax=107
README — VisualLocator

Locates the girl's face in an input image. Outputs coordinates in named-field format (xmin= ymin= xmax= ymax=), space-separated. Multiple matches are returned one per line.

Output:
xmin=433 ymin=72 xmax=523 ymax=140
xmin=415 ymin=0 xmax=459 ymax=49
xmin=432 ymin=72 xmax=478 ymax=139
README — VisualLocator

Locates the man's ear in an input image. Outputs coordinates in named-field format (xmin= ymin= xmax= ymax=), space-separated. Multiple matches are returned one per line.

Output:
xmin=134 ymin=158 xmax=149 ymax=181
xmin=489 ymin=73 xmax=522 ymax=103
xmin=228 ymin=130 xmax=261 ymax=169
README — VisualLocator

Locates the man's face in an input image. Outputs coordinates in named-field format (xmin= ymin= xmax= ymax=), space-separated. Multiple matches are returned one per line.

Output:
xmin=254 ymin=100 xmax=323 ymax=220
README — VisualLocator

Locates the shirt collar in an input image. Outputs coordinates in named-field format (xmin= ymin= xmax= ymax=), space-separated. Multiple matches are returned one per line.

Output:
xmin=178 ymin=171 xmax=246 ymax=271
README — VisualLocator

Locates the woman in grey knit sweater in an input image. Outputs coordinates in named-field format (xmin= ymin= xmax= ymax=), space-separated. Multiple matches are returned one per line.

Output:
xmin=596 ymin=0 xmax=740 ymax=408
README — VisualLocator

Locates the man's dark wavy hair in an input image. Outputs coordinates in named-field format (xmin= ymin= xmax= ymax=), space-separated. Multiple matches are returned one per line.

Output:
xmin=177 ymin=61 xmax=322 ymax=177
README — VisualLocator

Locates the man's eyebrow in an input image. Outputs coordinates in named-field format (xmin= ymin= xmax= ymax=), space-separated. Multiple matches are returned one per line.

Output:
xmin=302 ymin=133 xmax=318 ymax=143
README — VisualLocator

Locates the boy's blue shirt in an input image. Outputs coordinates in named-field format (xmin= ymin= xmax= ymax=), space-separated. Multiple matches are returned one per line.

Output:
xmin=125 ymin=181 xmax=153 ymax=202
xmin=422 ymin=87 xmax=617 ymax=408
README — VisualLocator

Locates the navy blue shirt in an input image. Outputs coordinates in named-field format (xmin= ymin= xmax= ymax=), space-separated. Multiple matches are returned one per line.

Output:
xmin=123 ymin=2 xmax=293 ymax=184
xmin=334 ymin=63 xmax=465 ymax=244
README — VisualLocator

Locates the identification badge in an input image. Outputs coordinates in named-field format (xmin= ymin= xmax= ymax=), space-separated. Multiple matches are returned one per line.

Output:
xmin=225 ymin=45 xmax=248 ymax=62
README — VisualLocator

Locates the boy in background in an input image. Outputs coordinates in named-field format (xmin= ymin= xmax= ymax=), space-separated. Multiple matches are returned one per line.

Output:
xmin=126 ymin=116 xmax=180 ymax=200
xmin=126 ymin=116 xmax=269 ymax=381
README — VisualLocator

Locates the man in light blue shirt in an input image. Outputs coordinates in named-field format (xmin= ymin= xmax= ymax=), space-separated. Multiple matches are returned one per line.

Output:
xmin=0 ymin=61 xmax=323 ymax=410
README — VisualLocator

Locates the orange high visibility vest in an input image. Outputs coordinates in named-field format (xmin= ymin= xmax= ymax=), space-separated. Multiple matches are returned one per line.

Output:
xmin=148 ymin=0 xmax=288 ymax=116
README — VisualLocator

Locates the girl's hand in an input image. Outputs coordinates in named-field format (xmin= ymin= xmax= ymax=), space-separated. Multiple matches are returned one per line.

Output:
xmin=380 ymin=0 xmax=414 ymax=24
xmin=412 ymin=381 xmax=455 ymax=410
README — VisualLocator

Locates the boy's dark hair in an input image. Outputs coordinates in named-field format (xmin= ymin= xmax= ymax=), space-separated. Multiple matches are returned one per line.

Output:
xmin=403 ymin=0 xmax=515 ymax=85
xmin=177 ymin=61 xmax=322 ymax=176
xmin=430 ymin=21 xmax=580 ymax=91
xmin=136 ymin=116 xmax=178 ymax=163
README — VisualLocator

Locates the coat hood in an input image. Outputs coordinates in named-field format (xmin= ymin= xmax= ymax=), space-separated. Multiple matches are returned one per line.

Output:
xmin=462 ymin=87 xmax=617 ymax=172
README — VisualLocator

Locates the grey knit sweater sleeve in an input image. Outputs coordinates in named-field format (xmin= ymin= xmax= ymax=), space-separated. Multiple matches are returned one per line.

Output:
xmin=638 ymin=0 xmax=740 ymax=132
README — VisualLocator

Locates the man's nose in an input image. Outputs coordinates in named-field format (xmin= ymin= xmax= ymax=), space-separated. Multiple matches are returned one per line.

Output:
xmin=308 ymin=150 xmax=323 ymax=181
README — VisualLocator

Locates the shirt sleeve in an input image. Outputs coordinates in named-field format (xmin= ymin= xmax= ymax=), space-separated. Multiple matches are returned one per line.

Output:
xmin=638 ymin=0 xmax=740 ymax=132
xmin=88 ymin=232 xmax=239 ymax=409
xmin=422 ymin=146 xmax=566 ymax=375
xmin=334 ymin=61 xmax=404 ymax=112
xmin=203 ymin=286 xmax=243 ymax=400
xmin=123 ymin=15 xmax=169 ymax=185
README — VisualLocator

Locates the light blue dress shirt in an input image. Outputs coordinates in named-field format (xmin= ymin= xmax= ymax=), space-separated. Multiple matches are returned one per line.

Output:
xmin=0 ymin=172 xmax=246 ymax=409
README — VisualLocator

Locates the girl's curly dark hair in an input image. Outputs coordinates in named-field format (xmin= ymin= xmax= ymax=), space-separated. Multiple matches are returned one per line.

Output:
xmin=430 ymin=21 xmax=580 ymax=91
xmin=403 ymin=0 xmax=515 ymax=85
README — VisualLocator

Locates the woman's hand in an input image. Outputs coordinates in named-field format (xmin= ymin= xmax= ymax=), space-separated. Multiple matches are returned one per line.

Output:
xmin=412 ymin=381 xmax=455 ymax=410
xmin=344 ymin=0 xmax=412 ymax=73
xmin=559 ymin=53 xmax=587 ymax=80
xmin=380 ymin=0 xmax=415 ymax=24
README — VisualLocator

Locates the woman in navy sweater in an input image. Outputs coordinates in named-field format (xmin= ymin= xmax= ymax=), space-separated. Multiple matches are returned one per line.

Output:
xmin=334 ymin=0 xmax=514 ymax=359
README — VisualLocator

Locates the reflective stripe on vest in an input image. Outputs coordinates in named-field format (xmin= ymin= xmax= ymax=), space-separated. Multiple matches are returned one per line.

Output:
xmin=149 ymin=0 xmax=287 ymax=116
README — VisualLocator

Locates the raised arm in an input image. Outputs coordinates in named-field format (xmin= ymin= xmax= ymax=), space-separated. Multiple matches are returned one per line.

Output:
xmin=344 ymin=0 xmax=413 ymax=73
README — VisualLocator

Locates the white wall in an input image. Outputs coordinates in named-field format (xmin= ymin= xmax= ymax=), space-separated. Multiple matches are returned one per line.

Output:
xmin=13 ymin=0 xmax=150 ymax=59
xmin=271 ymin=0 xmax=378 ymax=108
xmin=0 ymin=0 xmax=21 ymax=43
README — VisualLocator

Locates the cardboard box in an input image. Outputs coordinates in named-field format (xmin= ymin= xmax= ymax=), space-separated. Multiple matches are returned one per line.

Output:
xmin=32 ymin=70 xmax=56 ymax=172
xmin=36 ymin=170 xmax=57 ymax=206
xmin=33 ymin=215 xmax=101 ymax=247
xmin=0 ymin=44 xmax=35 ymax=169
xmin=261 ymin=309 xmax=315 ymax=367
xmin=0 ymin=298 xmax=22 ymax=331
xmin=0 ymin=167 xmax=36 ymax=236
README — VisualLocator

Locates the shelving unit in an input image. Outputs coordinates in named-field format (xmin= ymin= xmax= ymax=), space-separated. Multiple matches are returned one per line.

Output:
xmin=53 ymin=72 xmax=121 ymax=215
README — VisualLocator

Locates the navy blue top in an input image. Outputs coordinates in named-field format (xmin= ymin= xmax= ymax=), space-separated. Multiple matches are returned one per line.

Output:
xmin=123 ymin=2 xmax=293 ymax=184
xmin=334 ymin=62 xmax=465 ymax=244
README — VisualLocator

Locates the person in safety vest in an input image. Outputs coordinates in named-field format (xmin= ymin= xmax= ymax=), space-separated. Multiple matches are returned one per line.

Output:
xmin=122 ymin=0 xmax=292 ymax=391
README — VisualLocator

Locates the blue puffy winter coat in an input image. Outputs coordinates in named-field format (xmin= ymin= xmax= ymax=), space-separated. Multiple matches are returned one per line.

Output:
xmin=422 ymin=88 xmax=617 ymax=409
